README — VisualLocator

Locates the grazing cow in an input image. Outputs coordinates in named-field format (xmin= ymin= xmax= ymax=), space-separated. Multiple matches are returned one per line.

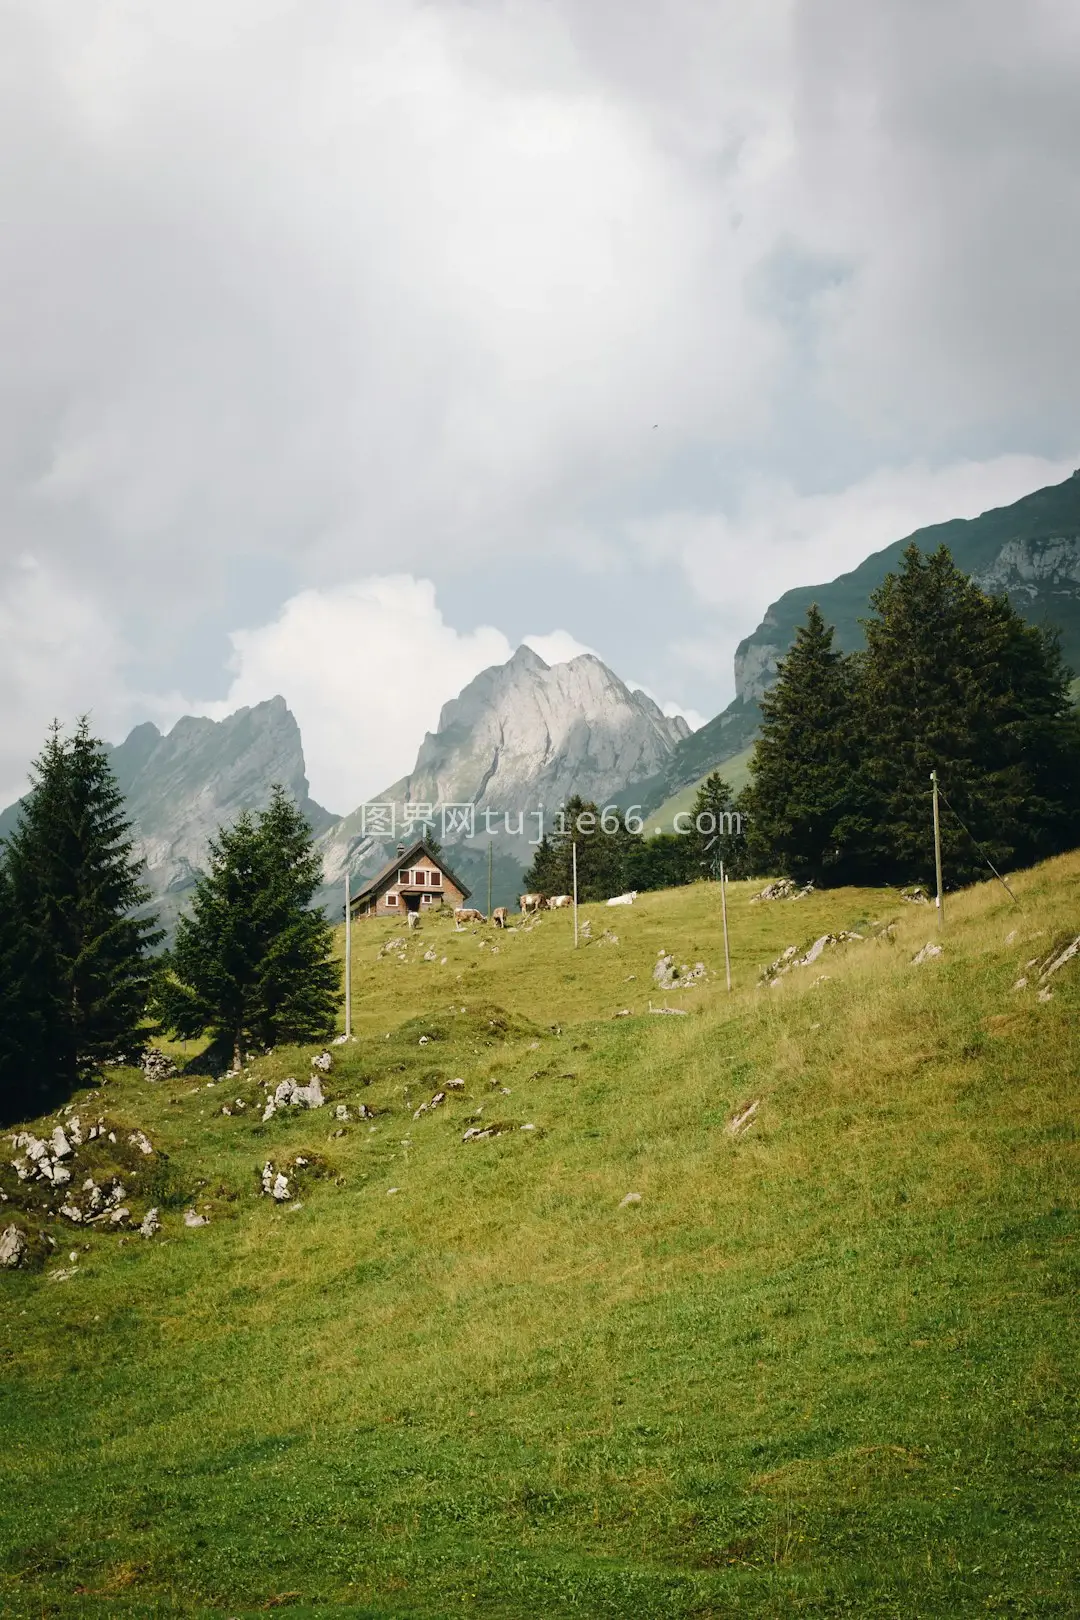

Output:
xmin=547 ymin=894 xmax=572 ymax=909
xmin=519 ymin=893 xmax=544 ymax=915
xmin=455 ymin=906 xmax=486 ymax=924
xmin=406 ymin=911 xmax=421 ymax=930
xmin=492 ymin=906 xmax=509 ymax=928
xmin=606 ymin=890 xmax=639 ymax=906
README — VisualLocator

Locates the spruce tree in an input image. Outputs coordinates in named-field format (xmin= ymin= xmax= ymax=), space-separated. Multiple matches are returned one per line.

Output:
xmin=852 ymin=544 xmax=1080 ymax=885
xmin=741 ymin=606 xmax=860 ymax=883
xmin=687 ymin=771 xmax=748 ymax=879
xmin=161 ymin=786 xmax=340 ymax=1065
xmin=1 ymin=720 xmax=160 ymax=1120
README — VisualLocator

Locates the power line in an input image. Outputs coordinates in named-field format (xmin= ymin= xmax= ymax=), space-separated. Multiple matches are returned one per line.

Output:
xmin=936 ymin=781 xmax=1019 ymax=907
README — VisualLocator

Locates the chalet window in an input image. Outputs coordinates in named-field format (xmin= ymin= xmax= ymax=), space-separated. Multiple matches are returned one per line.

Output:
xmin=414 ymin=869 xmax=426 ymax=885
xmin=385 ymin=892 xmax=398 ymax=907
xmin=398 ymin=869 xmax=410 ymax=885
xmin=421 ymin=893 xmax=432 ymax=905
xmin=428 ymin=869 xmax=442 ymax=887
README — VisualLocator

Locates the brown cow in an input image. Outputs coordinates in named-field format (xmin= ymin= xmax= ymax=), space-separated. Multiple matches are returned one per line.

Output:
xmin=454 ymin=907 xmax=486 ymax=925
xmin=519 ymin=892 xmax=544 ymax=915
xmin=492 ymin=906 xmax=509 ymax=928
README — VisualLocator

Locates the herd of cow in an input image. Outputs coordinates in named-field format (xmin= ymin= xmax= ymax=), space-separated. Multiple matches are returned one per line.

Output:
xmin=446 ymin=890 xmax=638 ymax=929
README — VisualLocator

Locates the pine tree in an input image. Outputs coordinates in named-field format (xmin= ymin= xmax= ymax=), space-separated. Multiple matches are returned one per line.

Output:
xmin=161 ymin=786 xmax=340 ymax=1065
xmin=741 ymin=606 xmax=860 ymax=883
xmin=687 ymin=771 xmax=749 ymax=879
xmin=1 ymin=720 xmax=161 ymax=1120
xmin=852 ymin=544 xmax=1080 ymax=885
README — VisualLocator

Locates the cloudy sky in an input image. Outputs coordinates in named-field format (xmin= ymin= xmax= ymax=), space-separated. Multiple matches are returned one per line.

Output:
xmin=2 ymin=0 xmax=1078 ymax=811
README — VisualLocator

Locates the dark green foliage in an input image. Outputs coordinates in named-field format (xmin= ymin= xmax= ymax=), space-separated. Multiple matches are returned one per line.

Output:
xmin=687 ymin=771 xmax=750 ymax=880
xmin=523 ymin=797 xmax=638 ymax=902
xmin=741 ymin=606 xmax=860 ymax=884
xmin=0 ymin=720 xmax=160 ymax=1123
xmin=622 ymin=831 xmax=694 ymax=892
xmin=852 ymin=545 xmax=1080 ymax=885
xmin=159 ymin=786 xmax=340 ymax=1063
xmin=744 ymin=550 xmax=1080 ymax=887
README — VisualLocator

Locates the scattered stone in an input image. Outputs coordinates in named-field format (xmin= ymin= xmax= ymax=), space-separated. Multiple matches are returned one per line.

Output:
xmin=1040 ymin=934 xmax=1080 ymax=981
xmin=911 ymin=942 xmax=943 ymax=965
xmin=1004 ymin=928 xmax=1018 ymax=945
xmin=183 ymin=1210 xmax=209 ymax=1228
xmin=653 ymin=952 xmax=706 ymax=990
xmin=726 ymin=1100 xmax=759 ymax=1137
xmin=614 ymin=1009 xmax=631 ymax=1017
xmin=50 ymin=1126 xmax=73 ymax=1159
xmin=140 ymin=1208 xmax=161 ymax=1238
xmin=1037 ymin=986 xmax=1053 ymax=1003
xmin=387 ymin=1186 xmax=401 ymax=1195
xmin=520 ymin=1123 xmax=536 ymax=1132
xmin=59 ymin=1203 xmax=83 ymax=1223
xmin=419 ymin=1035 xmax=430 ymax=1046
xmin=311 ymin=1051 xmax=332 ymax=1073
xmin=142 ymin=1047 xmax=177 ymax=1081
xmin=1011 ymin=976 xmax=1029 ymax=992
xmin=750 ymin=878 xmax=813 ymax=903
xmin=413 ymin=1090 xmax=448 ymax=1120
xmin=128 ymin=1130 xmax=154 ymax=1156
xmin=762 ymin=933 xmax=864 ymax=985
xmin=620 ymin=1191 xmax=642 ymax=1206
xmin=109 ymin=1207 xmax=130 ymax=1226
xmin=332 ymin=1032 xmax=349 ymax=1045
xmin=334 ymin=1104 xmax=351 ymax=1121
xmin=47 ymin=1265 xmax=78 ymax=1283
xmin=648 ymin=1005 xmax=689 ymax=1015
xmin=423 ymin=948 xmax=437 ymax=961
xmin=900 ymin=885 xmax=930 ymax=905
xmin=0 ymin=1225 xmax=29 ymax=1267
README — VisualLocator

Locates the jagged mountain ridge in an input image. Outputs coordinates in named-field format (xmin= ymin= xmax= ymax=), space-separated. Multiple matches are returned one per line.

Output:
xmin=657 ymin=469 xmax=1080 ymax=800
xmin=316 ymin=647 xmax=690 ymax=907
xmin=0 ymin=697 xmax=336 ymax=938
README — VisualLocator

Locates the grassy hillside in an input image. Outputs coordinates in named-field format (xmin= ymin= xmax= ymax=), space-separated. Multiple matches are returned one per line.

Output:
xmin=646 ymin=744 xmax=754 ymax=836
xmin=2 ymin=858 xmax=1078 ymax=1617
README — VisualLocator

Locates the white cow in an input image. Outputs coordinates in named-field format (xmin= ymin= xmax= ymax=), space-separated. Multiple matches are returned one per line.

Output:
xmin=606 ymin=891 xmax=639 ymax=906
xmin=519 ymin=893 xmax=545 ymax=915
xmin=547 ymin=894 xmax=572 ymax=909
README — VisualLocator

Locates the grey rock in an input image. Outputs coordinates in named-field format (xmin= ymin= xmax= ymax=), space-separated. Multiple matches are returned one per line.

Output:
xmin=183 ymin=1210 xmax=209 ymax=1228
xmin=0 ymin=1225 xmax=28 ymax=1266
xmin=620 ymin=1191 xmax=642 ymax=1206
xmin=911 ymin=942 xmax=944 ymax=965
xmin=139 ymin=1208 xmax=161 ymax=1238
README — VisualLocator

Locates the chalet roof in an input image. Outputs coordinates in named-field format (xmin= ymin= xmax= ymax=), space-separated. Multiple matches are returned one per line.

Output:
xmin=349 ymin=838 xmax=471 ymax=908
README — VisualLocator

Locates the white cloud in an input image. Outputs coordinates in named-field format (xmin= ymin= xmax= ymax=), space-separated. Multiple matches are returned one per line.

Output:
xmin=0 ymin=557 xmax=133 ymax=806
xmin=181 ymin=578 xmax=622 ymax=813
xmin=640 ymin=452 xmax=1080 ymax=701
xmin=188 ymin=578 xmax=513 ymax=812
xmin=523 ymin=630 xmax=597 ymax=665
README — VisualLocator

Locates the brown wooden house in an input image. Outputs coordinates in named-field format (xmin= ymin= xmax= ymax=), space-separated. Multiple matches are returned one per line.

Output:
xmin=348 ymin=839 xmax=471 ymax=921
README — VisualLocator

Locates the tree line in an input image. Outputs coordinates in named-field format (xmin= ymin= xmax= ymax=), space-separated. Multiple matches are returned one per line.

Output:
xmin=525 ymin=543 xmax=1080 ymax=898
xmin=0 ymin=725 xmax=339 ymax=1125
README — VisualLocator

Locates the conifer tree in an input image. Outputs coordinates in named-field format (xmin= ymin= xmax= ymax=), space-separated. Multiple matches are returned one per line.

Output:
xmin=741 ymin=606 xmax=860 ymax=883
xmin=687 ymin=771 xmax=748 ymax=878
xmin=852 ymin=544 xmax=1080 ymax=884
xmin=1 ymin=720 xmax=160 ymax=1120
xmin=160 ymin=786 xmax=340 ymax=1065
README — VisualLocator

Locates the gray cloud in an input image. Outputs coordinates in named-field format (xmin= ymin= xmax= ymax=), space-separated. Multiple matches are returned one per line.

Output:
xmin=0 ymin=0 xmax=1077 ymax=803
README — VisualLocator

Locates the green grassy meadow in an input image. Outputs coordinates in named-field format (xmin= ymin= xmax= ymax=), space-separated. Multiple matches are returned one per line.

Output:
xmin=2 ymin=859 xmax=1078 ymax=1616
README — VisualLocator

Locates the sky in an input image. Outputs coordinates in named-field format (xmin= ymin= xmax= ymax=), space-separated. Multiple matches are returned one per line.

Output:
xmin=1 ymin=0 xmax=1079 ymax=812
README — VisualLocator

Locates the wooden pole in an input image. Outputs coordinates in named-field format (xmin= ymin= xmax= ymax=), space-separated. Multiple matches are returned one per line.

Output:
xmin=487 ymin=839 xmax=493 ymax=918
xmin=931 ymin=770 xmax=944 ymax=930
xmin=344 ymin=871 xmax=352 ymax=1037
xmin=720 ymin=860 xmax=732 ymax=992
xmin=572 ymin=839 xmax=579 ymax=949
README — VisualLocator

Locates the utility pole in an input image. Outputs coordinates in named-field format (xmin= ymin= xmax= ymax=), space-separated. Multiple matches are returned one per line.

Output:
xmin=344 ymin=871 xmax=352 ymax=1037
xmin=572 ymin=838 xmax=579 ymax=949
xmin=931 ymin=770 xmax=944 ymax=929
xmin=720 ymin=859 xmax=732 ymax=991
xmin=487 ymin=839 xmax=493 ymax=918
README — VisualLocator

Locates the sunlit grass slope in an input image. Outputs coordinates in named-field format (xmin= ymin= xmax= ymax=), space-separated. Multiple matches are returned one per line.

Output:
xmin=1 ymin=857 xmax=1078 ymax=1617
xmin=646 ymin=743 xmax=754 ymax=835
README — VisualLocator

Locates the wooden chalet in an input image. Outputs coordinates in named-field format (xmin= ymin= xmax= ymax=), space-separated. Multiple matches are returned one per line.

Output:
xmin=348 ymin=839 xmax=470 ymax=920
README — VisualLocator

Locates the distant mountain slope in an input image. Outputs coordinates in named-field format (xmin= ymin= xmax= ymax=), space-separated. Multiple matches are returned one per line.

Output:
xmin=655 ymin=470 xmax=1080 ymax=802
xmin=0 ymin=697 xmax=336 ymax=939
xmin=317 ymin=646 xmax=690 ymax=908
